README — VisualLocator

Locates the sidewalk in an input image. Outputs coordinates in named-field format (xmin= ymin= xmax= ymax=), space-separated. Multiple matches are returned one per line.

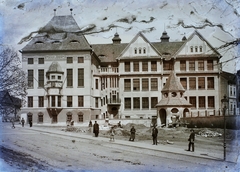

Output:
xmin=21 ymin=125 xmax=239 ymax=163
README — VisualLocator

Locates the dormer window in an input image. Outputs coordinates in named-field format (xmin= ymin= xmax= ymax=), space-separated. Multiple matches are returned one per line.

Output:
xmin=52 ymin=41 xmax=60 ymax=44
xmin=70 ymin=40 xmax=79 ymax=43
xmin=171 ymin=92 xmax=177 ymax=97
xmin=35 ymin=41 xmax=43 ymax=44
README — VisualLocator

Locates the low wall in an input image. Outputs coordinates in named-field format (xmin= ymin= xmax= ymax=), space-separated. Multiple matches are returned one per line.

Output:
xmin=183 ymin=116 xmax=240 ymax=129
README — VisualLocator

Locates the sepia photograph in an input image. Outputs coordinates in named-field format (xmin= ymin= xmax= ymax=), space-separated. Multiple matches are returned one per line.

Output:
xmin=0 ymin=0 xmax=239 ymax=171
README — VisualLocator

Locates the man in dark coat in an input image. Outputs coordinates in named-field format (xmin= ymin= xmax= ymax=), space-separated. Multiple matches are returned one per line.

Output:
xmin=187 ymin=129 xmax=195 ymax=152
xmin=129 ymin=126 xmax=136 ymax=141
xmin=93 ymin=121 xmax=99 ymax=137
xmin=152 ymin=125 xmax=158 ymax=145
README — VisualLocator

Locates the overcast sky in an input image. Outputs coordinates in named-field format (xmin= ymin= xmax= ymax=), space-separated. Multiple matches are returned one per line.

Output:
xmin=0 ymin=0 xmax=239 ymax=73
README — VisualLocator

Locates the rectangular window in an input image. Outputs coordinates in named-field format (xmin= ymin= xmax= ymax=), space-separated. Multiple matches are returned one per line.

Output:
xmin=198 ymin=77 xmax=205 ymax=89
xmin=133 ymin=62 xmax=139 ymax=72
xmin=189 ymin=77 xmax=196 ymax=90
xmin=199 ymin=96 xmax=205 ymax=108
xmin=151 ymin=61 xmax=157 ymax=71
xmin=67 ymin=69 xmax=73 ymax=87
xmin=189 ymin=61 xmax=195 ymax=71
xmin=78 ymin=68 xmax=84 ymax=87
xmin=208 ymin=96 xmax=215 ymax=108
xmin=207 ymin=60 xmax=213 ymax=70
xmin=190 ymin=97 xmax=196 ymax=108
xmin=180 ymin=61 xmax=186 ymax=71
xmin=163 ymin=61 xmax=173 ymax=71
xmin=78 ymin=57 xmax=84 ymax=63
xmin=28 ymin=58 xmax=33 ymax=64
xmin=125 ymin=62 xmax=130 ymax=72
xmin=151 ymin=97 xmax=158 ymax=108
xmin=38 ymin=69 xmax=44 ymax=87
xmin=67 ymin=96 xmax=72 ymax=107
xmin=28 ymin=96 xmax=33 ymax=107
xmin=198 ymin=60 xmax=204 ymax=71
xmin=51 ymin=95 xmax=55 ymax=107
xmin=180 ymin=78 xmax=187 ymax=89
xmin=78 ymin=114 xmax=83 ymax=122
xmin=151 ymin=78 xmax=158 ymax=91
xmin=142 ymin=97 xmax=149 ymax=109
xmin=28 ymin=70 xmax=34 ymax=88
xmin=38 ymin=58 xmax=44 ymax=64
xmin=58 ymin=96 xmax=61 ymax=107
xmin=95 ymin=98 xmax=98 ymax=108
xmin=142 ymin=78 xmax=149 ymax=91
xmin=124 ymin=79 xmax=131 ymax=91
xmin=67 ymin=57 xmax=73 ymax=63
xmin=95 ymin=79 xmax=98 ymax=89
xmin=38 ymin=96 xmax=44 ymax=107
xmin=142 ymin=61 xmax=148 ymax=71
xmin=133 ymin=79 xmax=140 ymax=91
xmin=125 ymin=98 xmax=131 ymax=109
xmin=78 ymin=96 xmax=84 ymax=107
xmin=133 ymin=97 xmax=140 ymax=109
xmin=207 ymin=77 xmax=214 ymax=89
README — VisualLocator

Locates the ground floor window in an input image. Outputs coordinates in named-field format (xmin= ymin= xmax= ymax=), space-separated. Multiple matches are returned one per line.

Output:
xmin=78 ymin=112 xmax=83 ymax=122
xmin=38 ymin=113 xmax=43 ymax=123
xmin=124 ymin=98 xmax=131 ymax=109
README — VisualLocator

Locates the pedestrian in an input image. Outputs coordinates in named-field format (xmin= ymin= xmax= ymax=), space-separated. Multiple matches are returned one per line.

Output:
xmin=129 ymin=126 xmax=136 ymax=141
xmin=93 ymin=121 xmax=99 ymax=137
xmin=152 ymin=125 xmax=158 ymax=145
xmin=21 ymin=118 xmax=25 ymax=127
xmin=70 ymin=120 xmax=74 ymax=126
xmin=186 ymin=129 xmax=195 ymax=152
xmin=11 ymin=119 xmax=15 ymax=129
xmin=88 ymin=120 xmax=92 ymax=127
xmin=109 ymin=127 xmax=115 ymax=142
xmin=29 ymin=119 xmax=32 ymax=127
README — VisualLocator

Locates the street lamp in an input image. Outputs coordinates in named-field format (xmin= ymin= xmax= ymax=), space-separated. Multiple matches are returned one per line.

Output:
xmin=221 ymin=95 xmax=228 ymax=161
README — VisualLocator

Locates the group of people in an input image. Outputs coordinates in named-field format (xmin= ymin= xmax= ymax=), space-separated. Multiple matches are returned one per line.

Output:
xmin=88 ymin=120 xmax=195 ymax=150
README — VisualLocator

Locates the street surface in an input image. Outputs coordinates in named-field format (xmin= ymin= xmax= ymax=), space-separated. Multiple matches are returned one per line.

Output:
xmin=0 ymin=123 xmax=239 ymax=172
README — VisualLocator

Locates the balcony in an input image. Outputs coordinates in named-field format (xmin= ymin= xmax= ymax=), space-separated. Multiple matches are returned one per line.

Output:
xmin=100 ymin=67 xmax=119 ymax=74
xmin=107 ymin=98 xmax=121 ymax=105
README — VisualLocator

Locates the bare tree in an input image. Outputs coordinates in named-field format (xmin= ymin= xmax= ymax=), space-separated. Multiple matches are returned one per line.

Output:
xmin=0 ymin=46 xmax=27 ymax=116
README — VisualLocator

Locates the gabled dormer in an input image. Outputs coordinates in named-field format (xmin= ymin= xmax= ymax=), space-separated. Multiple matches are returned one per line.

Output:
xmin=176 ymin=30 xmax=221 ymax=57
xmin=117 ymin=32 xmax=161 ymax=59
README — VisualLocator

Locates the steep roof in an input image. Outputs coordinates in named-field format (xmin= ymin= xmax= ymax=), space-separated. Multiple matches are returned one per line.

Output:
xmin=22 ymin=15 xmax=92 ymax=52
xmin=162 ymin=71 xmax=185 ymax=92
xmin=47 ymin=61 xmax=64 ymax=74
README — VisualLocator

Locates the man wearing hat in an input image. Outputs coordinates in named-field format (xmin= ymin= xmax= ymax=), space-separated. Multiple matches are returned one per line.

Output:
xmin=187 ymin=129 xmax=195 ymax=152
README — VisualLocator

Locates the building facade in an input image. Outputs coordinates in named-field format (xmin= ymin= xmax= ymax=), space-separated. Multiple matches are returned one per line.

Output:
xmin=20 ymin=14 xmax=234 ymax=125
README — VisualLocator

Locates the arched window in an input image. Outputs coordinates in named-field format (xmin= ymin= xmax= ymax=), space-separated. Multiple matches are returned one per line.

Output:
xmin=66 ymin=112 xmax=72 ymax=122
xmin=38 ymin=112 xmax=43 ymax=123
xmin=139 ymin=48 xmax=142 ymax=54
xmin=190 ymin=46 xmax=193 ymax=52
xmin=134 ymin=48 xmax=137 ymax=54
xmin=78 ymin=112 xmax=84 ymax=122
xmin=195 ymin=46 xmax=198 ymax=52
xmin=199 ymin=46 xmax=203 ymax=52
xmin=143 ymin=47 xmax=146 ymax=54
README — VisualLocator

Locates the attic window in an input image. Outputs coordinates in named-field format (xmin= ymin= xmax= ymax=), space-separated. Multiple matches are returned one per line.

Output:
xmin=35 ymin=41 xmax=43 ymax=44
xmin=143 ymin=48 xmax=146 ymax=54
xmin=52 ymin=41 xmax=60 ymax=44
xmin=70 ymin=40 xmax=79 ymax=43
xmin=134 ymin=48 xmax=137 ymax=54
xmin=98 ymin=55 xmax=105 ymax=58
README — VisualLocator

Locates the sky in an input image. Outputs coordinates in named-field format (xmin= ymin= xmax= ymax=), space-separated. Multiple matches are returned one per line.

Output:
xmin=0 ymin=0 xmax=239 ymax=73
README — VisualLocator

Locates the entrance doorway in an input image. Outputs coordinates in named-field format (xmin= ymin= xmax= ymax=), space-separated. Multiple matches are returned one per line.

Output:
xmin=159 ymin=109 xmax=167 ymax=126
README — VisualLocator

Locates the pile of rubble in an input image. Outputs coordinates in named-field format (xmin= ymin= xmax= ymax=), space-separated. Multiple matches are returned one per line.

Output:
xmin=197 ymin=128 xmax=222 ymax=137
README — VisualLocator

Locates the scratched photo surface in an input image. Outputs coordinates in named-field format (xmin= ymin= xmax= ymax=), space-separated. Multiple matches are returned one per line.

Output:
xmin=0 ymin=0 xmax=239 ymax=172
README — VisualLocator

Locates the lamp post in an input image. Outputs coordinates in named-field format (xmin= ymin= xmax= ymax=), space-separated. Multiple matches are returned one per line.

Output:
xmin=221 ymin=95 xmax=228 ymax=161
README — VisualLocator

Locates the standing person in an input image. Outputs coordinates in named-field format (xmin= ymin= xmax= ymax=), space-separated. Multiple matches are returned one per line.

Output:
xmin=93 ymin=121 xmax=99 ymax=137
xmin=109 ymin=127 xmax=115 ymax=142
xmin=88 ymin=120 xmax=92 ymax=127
xmin=152 ymin=125 xmax=158 ymax=145
xmin=129 ymin=126 xmax=136 ymax=141
xmin=11 ymin=118 xmax=15 ymax=129
xmin=186 ymin=129 xmax=195 ymax=152
xmin=21 ymin=118 xmax=25 ymax=127
xmin=29 ymin=119 xmax=32 ymax=127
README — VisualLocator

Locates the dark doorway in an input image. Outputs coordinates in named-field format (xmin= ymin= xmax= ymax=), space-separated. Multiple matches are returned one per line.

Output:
xmin=159 ymin=109 xmax=167 ymax=126
xmin=183 ymin=108 xmax=190 ymax=118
